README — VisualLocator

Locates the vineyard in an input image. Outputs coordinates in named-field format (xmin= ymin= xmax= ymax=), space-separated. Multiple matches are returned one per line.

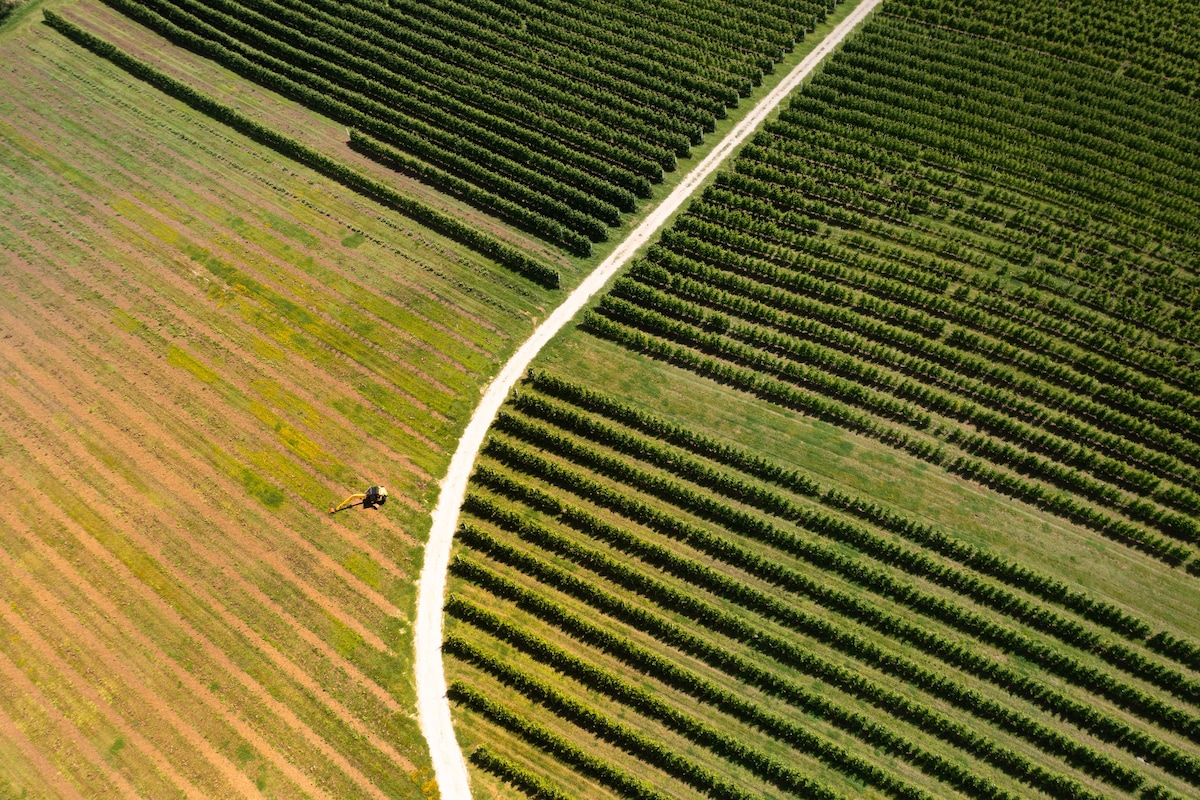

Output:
xmin=81 ymin=0 xmax=840 ymax=258
xmin=446 ymin=0 xmax=1200 ymax=797
xmin=3 ymin=0 xmax=1200 ymax=796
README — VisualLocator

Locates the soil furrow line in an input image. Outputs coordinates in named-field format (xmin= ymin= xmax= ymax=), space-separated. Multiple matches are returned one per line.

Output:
xmin=0 ymin=298 xmax=398 ymax=647
xmin=0 ymin=183 xmax=436 ymax=525
xmin=0 ymin=330 xmax=393 ymax=655
xmin=0 ymin=349 xmax=407 ymax=706
xmin=0 ymin=678 xmax=99 ymax=800
xmin=1 ymin=492 xmax=417 ymax=776
xmin=26 ymin=50 xmax=495 ymax=384
xmin=0 ymin=496 xmax=348 ymax=800
xmin=0 ymin=583 xmax=231 ymax=800
xmin=30 ymin=13 xmax=540 ymax=338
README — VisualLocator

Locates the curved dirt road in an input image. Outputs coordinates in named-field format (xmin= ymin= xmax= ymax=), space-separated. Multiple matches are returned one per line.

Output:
xmin=413 ymin=0 xmax=884 ymax=795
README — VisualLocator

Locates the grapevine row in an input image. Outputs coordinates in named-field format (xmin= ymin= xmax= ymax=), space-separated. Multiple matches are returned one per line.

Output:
xmin=510 ymin=382 xmax=1200 ymax=694
xmin=451 ymin=533 xmax=1136 ymax=796
xmin=481 ymin=421 xmax=1200 ymax=737
xmin=446 ymin=629 xmax=852 ymax=800
xmin=42 ymin=9 xmax=559 ymax=286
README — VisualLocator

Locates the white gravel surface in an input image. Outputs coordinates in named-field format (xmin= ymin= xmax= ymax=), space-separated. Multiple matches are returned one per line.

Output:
xmin=412 ymin=0 xmax=884 ymax=795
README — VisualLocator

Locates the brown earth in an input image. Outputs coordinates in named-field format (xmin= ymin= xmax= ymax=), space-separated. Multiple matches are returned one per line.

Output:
xmin=0 ymin=7 xmax=554 ymax=798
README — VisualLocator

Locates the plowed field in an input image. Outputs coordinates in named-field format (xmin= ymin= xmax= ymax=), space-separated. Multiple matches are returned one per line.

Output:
xmin=0 ymin=6 xmax=555 ymax=797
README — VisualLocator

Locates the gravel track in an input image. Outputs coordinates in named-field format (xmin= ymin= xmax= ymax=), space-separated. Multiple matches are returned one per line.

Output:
xmin=413 ymin=1 xmax=884 ymax=795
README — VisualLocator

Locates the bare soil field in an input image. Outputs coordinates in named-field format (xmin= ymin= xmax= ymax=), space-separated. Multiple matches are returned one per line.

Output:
xmin=0 ymin=5 xmax=557 ymax=797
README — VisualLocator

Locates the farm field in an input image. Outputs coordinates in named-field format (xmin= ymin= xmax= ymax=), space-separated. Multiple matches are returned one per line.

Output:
xmin=0 ymin=0 xmax=872 ymax=798
xmin=65 ymin=0 xmax=838 ymax=259
xmin=446 ymin=0 xmax=1200 ymax=798
xmin=0 ymin=2 xmax=563 ymax=798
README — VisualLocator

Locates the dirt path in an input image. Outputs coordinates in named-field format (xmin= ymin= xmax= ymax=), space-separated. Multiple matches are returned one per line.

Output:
xmin=412 ymin=0 xmax=885 ymax=795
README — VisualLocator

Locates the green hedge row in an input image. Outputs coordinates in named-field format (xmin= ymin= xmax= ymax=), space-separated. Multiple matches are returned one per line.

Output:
xmin=579 ymin=309 xmax=1191 ymax=565
xmin=445 ymin=632 xmax=825 ymax=800
xmin=343 ymin=0 xmax=702 ymax=151
xmin=370 ymin=0 xmax=718 ymax=137
xmin=449 ymin=601 xmax=968 ymax=800
xmin=630 ymin=250 xmax=1200 ymax=510
xmin=449 ymin=546 xmax=1124 ymax=798
xmin=507 ymin=387 xmax=1200 ymax=705
xmin=615 ymin=260 xmax=1200 ymax=544
xmin=42 ymin=9 xmax=561 ymax=288
xmin=447 ymin=682 xmax=671 ymax=800
xmin=349 ymin=130 xmax=598 ymax=255
xmin=467 ymin=746 xmax=572 ymax=800
xmin=94 ymin=0 xmax=607 ymax=255
xmin=521 ymin=369 xmax=1162 ymax=644
xmin=596 ymin=293 xmax=932 ymax=427
xmin=469 ymin=448 xmax=1200 ymax=786
xmin=202 ymin=0 xmax=659 ymax=191
xmin=483 ymin=423 xmax=1200 ymax=747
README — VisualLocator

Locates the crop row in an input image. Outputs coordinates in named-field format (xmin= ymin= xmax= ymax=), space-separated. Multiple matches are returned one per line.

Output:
xmin=716 ymin=159 xmax=1198 ymax=361
xmin=785 ymin=81 xmax=1199 ymax=347
xmin=786 ymin=83 xmax=1200 ymax=257
xmin=448 ymin=595 xmax=1031 ymax=800
xmin=248 ymin=0 xmax=672 ymax=179
xmin=448 ymin=608 xmax=934 ymax=800
xmin=770 ymin=111 xmax=1200 ymax=336
xmin=446 ymin=630 xmax=850 ymax=800
xmin=462 ymin=477 xmax=1200 ymax=787
xmin=507 ymin=383 xmax=1200 ymax=698
xmin=597 ymin=293 xmax=931 ymax=426
xmin=867 ymin=17 xmax=1200 ymax=161
xmin=769 ymin=85 xmax=1198 ymax=263
xmin=448 ymin=682 xmax=672 ymax=800
xmin=613 ymin=262 xmax=1200 ymax=530
xmin=763 ymin=117 xmax=1200 ymax=392
xmin=450 ymin=528 xmax=1133 ymax=797
xmin=480 ymin=419 xmax=1200 ymax=746
xmin=814 ymin=60 xmax=1200 ymax=228
xmin=695 ymin=220 xmax=1194 ymax=426
xmin=42 ymin=9 xmax=560 ymax=287
xmin=519 ymin=369 xmax=1175 ymax=643
xmin=466 ymin=746 xmax=572 ymax=800
xmin=621 ymin=257 xmax=1193 ymax=501
xmin=588 ymin=292 xmax=1190 ymax=556
xmin=583 ymin=306 xmax=1195 ymax=566
xmin=824 ymin=42 xmax=1200 ymax=221
xmin=888 ymin=0 xmax=1200 ymax=99
xmin=365 ymin=0 xmax=710 ymax=145
xmin=465 ymin=464 xmax=1198 ymax=788
xmin=374 ymin=0 xmax=721 ymax=131
xmin=211 ymin=0 xmax=668 ymax=185
xmin=494 ymin=0 xmax=798 ymax=71
xmin=755 ymin=127 xmax=1149 ymax=283
xmin=286 ymin=0 xmax=698 ymax=155
xmin=707 ymin=158 xmax=1200 ymax=397
xmin=102 ymin=0 xmax=629 ymax=229
xmin=506 ymin=1 xmax=751 ymax=106
xmin=98 ymin=0 xmax=638 ymax=253
xmin=348 ymin=131 xmax=596 ymax=256
xmin=630 ymin=246 xmax=1200 ymax=494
